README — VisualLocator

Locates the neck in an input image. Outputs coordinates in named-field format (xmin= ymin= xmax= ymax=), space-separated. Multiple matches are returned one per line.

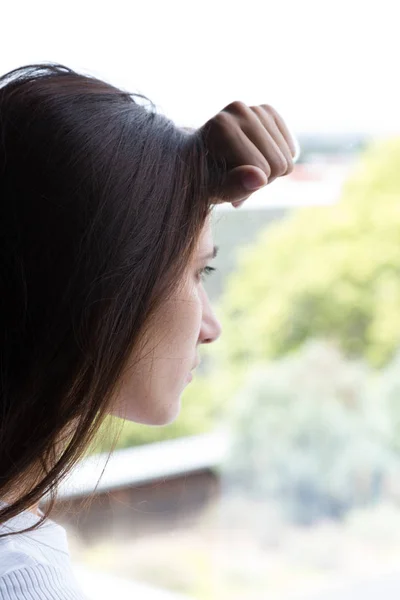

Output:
xmin=0 ymin=497 xmax=41 ymax=517
xmin=27 ymin=503 xmax=41 ymax=517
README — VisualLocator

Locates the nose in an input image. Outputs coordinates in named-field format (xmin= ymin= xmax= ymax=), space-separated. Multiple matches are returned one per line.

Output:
xmin=198 ymin=298 xmax=222 ymax=345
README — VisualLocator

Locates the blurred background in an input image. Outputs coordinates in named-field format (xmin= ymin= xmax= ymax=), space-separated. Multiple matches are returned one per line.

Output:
xmin=3 ymin=1 xmax=400 ymax=598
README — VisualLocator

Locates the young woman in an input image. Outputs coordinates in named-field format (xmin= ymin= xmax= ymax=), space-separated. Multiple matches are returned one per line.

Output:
xmin=0 ymin=62 xmax=297 ymax=598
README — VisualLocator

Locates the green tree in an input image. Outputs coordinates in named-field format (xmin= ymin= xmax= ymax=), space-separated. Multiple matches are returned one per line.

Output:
xmin=215 ymin=137 xmax=400 ymax=369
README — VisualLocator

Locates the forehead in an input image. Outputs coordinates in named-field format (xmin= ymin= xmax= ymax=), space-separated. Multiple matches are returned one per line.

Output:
xmin=197 ymin=218 xmax=213 ymax=251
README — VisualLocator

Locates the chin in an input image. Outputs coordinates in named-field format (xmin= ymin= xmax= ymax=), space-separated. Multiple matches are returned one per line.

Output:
xmin=148 ymin=394 xmax=182 ymax=426
xmin=112 ymin=393 xmax=182 ymax=426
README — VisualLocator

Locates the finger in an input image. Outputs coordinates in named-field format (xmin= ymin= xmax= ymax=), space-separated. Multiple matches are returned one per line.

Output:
xmin=205 ymin=112 xmax=274 ymax=181
xmin=261 ymin=104 xmax=299 ymax=160
xmin=213 ymin=164 xmax=268 ymax=204
xmin=250 ymin=106 xmax=294 ymax=176
xmin=226 ymin=105 xmax=289 ymax=179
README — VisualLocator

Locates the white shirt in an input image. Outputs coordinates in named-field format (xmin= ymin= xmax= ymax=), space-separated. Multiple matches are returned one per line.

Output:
xmin=0 ymin=500 xmax=87 ymax=599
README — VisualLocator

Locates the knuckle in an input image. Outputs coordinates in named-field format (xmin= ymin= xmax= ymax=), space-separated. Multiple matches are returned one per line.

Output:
xmin=250 ymin=105 xmax=271 ymax=122
xmin=211 ymin=110 xmax=233 ymax=130
xmin=224 ymin=100 xmax=249 ymax=115
xmin=260 ymin=103 xmax=277 ymax=118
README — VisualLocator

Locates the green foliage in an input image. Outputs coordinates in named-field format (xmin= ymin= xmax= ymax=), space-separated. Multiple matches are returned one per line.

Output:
xmin=372 ymin=350 xmax=400 ymax=455
xmin=220 ymin=340 xmax=396 ymax=525
xmin=217 ymin=137 xmax=400 ymax=368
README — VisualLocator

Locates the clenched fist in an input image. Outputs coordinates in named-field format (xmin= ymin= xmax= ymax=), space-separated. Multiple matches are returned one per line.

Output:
xmin=198 ymin=101 xmax=299 ymax=208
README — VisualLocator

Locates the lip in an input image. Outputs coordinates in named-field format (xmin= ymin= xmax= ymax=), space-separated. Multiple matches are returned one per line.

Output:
xmin=186 ymin=372 xmax=193 ymax=382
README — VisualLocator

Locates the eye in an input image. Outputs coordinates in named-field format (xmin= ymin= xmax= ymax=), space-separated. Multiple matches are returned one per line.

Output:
xmin=197 ymin=265 xmax=217 ymax=282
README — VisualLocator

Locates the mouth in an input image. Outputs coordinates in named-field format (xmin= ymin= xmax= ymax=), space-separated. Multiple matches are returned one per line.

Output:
xmin=186 ymin=359 xmax=200 ymax=384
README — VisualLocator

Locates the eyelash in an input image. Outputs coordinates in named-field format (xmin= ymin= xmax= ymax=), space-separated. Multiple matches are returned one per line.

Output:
xmin=197 ymin=265 xmax=217 ymax=282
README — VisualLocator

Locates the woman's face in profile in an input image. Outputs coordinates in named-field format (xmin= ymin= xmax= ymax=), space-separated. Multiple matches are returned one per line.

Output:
xmin=109 ymin=217 xmax=222 ymax=426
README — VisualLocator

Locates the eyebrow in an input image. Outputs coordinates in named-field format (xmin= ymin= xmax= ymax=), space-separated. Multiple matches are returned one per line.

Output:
xmin=199 ymin=245 xmax=219 ymax=261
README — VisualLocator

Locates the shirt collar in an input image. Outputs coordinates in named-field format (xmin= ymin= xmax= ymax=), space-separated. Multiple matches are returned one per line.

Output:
xmin=0 ymin=500 xmax=70 ymax=555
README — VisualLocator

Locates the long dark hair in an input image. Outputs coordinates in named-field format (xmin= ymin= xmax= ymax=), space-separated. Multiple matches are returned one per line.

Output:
xmin=0 ymin=62 xmax=222 ymax=538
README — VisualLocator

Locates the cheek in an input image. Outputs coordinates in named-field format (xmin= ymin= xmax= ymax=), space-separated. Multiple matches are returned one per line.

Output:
xmin=170 ymin=285 xmax=202 ymax=345
xmin=185 ymin=283 xmax=203 ymax=332
xmin=108 ymin=283 xmax=203 ymax=425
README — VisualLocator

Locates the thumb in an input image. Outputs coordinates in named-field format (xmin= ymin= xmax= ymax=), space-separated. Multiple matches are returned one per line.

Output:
xmin=218 ymin=165 xmax=268 ymax=204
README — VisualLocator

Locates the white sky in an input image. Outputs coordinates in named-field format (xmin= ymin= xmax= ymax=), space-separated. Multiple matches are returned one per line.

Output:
xmin=2 ymin=0 xmax=399 ymax=136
